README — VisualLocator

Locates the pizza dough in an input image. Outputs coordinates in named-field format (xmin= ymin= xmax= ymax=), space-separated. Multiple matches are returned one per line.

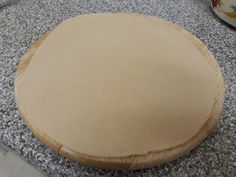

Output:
xmin=14 ymin=13 xmax=224 ymax=169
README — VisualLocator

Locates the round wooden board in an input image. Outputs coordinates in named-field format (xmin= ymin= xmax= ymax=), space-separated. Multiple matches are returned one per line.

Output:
xmin=14 ymin=15 xmax=224 ymax=170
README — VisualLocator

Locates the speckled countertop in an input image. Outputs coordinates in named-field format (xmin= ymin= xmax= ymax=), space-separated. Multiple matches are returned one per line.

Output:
xmin=0 ymin=0 xmax=235 ymax=176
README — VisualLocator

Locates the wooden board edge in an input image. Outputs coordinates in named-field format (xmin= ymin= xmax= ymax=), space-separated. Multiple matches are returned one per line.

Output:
xmin=14 ymin=31 xmax=61 ymax=154
xmin=16 ymin=32 xmax=51 ymax=76
xmin=59 ymin=146 xmax=136 ymax=170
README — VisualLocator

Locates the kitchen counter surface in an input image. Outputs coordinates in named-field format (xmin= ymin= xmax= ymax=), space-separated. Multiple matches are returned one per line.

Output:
xmin=0 ymin=0 xmax=235 ymax=176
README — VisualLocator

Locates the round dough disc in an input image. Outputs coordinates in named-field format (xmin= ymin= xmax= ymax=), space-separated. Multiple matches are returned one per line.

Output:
xmin=15 ymin=13 xmax=224 ymax=170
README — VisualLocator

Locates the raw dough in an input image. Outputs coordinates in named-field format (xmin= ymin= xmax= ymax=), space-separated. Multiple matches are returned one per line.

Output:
xmin=15 ymin=13 xmax=224 ymax=159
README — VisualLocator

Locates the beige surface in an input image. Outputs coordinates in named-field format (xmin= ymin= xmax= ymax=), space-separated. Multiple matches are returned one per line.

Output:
xmin=15 ymin=13 xmax=224 ymax=169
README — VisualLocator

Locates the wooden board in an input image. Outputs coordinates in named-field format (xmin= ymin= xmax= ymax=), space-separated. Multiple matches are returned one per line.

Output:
xmin=14 ymin=14 xmax=225 ymax=170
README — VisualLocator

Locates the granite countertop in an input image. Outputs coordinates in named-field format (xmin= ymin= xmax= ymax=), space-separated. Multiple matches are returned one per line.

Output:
xmin=0 ymin=0 xmax=235 ymax=176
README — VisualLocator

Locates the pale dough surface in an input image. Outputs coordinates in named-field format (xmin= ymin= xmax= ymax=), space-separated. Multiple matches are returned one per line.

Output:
xmin=15 ymin=13 xmax=222 ymax=157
